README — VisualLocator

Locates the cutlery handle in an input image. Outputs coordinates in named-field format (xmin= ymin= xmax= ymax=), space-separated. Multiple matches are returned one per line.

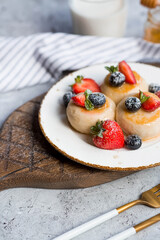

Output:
xmin=107 ymin=227 xmax=136 ymax=240
xmin=107 ymin=213 xmax=160 ymax=240
xmin=53 ymin=209 xmax=118 ymax=240
xmin=53 ymin=200 xmax=141 ymax=240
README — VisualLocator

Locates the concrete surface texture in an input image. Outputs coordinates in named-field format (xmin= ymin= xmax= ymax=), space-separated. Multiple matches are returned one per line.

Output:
xmin=0 ymin=0 xmax=159 ymax=240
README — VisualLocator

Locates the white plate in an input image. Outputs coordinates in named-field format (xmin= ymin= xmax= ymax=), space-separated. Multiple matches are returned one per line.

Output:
xmin=39 ymin=63 xmax=160 ymax=171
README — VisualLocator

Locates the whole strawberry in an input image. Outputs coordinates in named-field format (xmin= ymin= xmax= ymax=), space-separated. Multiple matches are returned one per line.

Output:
xmin=72 ymin=75 xmax=100 ymax=94
xmin=91 ymin=120 xmax=124 ymax=150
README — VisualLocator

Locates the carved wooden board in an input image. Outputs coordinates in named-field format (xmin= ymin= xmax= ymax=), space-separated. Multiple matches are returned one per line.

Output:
xmin=0 ymin=94 xmax=135 ymax=190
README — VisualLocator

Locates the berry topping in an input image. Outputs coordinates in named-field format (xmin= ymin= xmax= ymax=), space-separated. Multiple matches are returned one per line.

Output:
xmin=156 ymin=91 xmax=160 ymax=98
xmin=139 ymin=91 xmax=160 ymax=112
xmin=119 ymin=61 xmax=136 ymax=84
xmin=72 ymin=90 xmax=106 ymax=111
xmin=109 ymin=72 xmax=125 ymax=87
xmin=72 ymin=90 xmax=94 ymax=111
xmin=91 ymin=120 xmax=124 ymax=150
xmin=125 ymin=135 xmax=142 ymax=150
xmin=88 ymin=93 xmax=106 ymax=108
xmin=149 ymin=83 xmax=160 ymax=93
xmin=72 ymin=93 xmax=85 ymax=108
xmin=125 ymin=97 xmax=141 ymax=112
xmin=71 ymin=75 xmax=100 ymax=94
xmin=63 ymin=92 xmax=75 ymax=107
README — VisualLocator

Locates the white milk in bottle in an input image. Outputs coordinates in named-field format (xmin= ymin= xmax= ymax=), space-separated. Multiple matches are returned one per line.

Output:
xmin=69 ymin=0 xmax=127 ymax=37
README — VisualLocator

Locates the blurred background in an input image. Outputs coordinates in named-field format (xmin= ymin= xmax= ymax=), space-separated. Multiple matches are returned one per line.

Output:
xmin=0 ymin=0 xmax=148 ymax=37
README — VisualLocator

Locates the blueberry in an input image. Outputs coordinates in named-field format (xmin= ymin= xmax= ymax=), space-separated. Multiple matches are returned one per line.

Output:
xmin=63 ymin=92 xmax=75 ymax=107
xmin=109 ymin=72 xmax=125 ymax=87
xmin=125 ymin=97 xmax=141 ymax=112
xmin=149 ymin=83 xmax=160 ymax=93
xmin=89 ymin=93 xmax=106 ymax=108
xmin=125 ymin=135 xmax=142 ymax=150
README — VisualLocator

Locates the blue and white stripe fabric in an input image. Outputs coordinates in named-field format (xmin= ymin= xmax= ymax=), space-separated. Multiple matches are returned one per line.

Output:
xmin=0 ymin=32 xmax=160 ymax=92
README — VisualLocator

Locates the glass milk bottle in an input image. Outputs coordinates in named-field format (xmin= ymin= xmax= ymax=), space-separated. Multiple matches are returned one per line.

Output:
xmin=69 ymin=0 xmax=127 ymax=37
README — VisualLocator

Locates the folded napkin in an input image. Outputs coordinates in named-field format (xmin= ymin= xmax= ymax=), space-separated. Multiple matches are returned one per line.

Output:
xmin=0 ymin=32 xmax=160 ymax=92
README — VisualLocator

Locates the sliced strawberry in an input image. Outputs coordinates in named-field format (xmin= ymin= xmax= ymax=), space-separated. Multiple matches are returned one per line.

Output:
xmin=156 ymin=91 xmax=160 ymax=99
xmin=72 ymin=94 xmax=85 ymax=107
xmin=91 ymin=120 xmax=124 ymax=150
xmin=72 ymin=75 xmax=100 ymax=94
xmin=139 ymin=91 xmax=160 ymax=112
xmin=119 ymin=61 xmax=136 ymax=84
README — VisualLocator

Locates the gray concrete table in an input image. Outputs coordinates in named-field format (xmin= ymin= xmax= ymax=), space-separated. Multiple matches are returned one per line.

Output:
xmin=0 ymin=0 xmax=159 ymax=240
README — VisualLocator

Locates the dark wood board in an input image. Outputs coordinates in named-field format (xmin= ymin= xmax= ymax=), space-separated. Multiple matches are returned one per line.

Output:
xmin=0 ymin=95 xmax=135 ymax=190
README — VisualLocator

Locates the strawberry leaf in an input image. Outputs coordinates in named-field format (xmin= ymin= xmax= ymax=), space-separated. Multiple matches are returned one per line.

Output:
xmin=90 ymin=120 xmax=106 ymax=138
xmin=84 ymin=89 xmax=94 ymax=111
xmin=139 ymin=91 xmax=150 ymax=104
xmin=105 ymin=65 xmax=118 ymax=73
xmin=69 ymin=84 xmax=74 ymax=88
xmin=75 ymin=75 xmax=84 ymax=83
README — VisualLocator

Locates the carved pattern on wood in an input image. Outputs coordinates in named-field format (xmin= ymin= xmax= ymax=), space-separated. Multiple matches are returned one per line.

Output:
xmin=0 ymin=95 xmax=134 ymax=190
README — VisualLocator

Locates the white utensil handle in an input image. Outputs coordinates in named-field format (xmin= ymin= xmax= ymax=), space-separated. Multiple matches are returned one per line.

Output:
xmin=53 ymin=209 xmax=118 ymax=240
xmin=107 ymin=227 xmax=136 ymax=240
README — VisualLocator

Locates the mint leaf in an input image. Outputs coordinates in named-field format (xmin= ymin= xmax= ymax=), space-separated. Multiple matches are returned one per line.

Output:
xmin=84 ymin=89 xmax=92 ymax=97
xmin=85 ymin=99 xmax=94 ymax=111
xmin=139 ymin=91 xmax=150 ymax=104
xmin=105 ymin=65 xmax=118 ymax=73
xmin=75 ymin=75 xmax=84 ymax=83
xmin=90 ymin=120 xmax=106 ymax=138
xmin=84 ymin=89 xmax=94 ymax=111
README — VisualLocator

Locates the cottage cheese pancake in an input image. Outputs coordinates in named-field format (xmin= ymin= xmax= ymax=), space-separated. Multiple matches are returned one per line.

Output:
xmin=67 ymin=96 xmax=116 ymax=134
xmin=116 ymin=93 xmax=160 ymax=141
xmin=101 ymin=71 xmax=148 ymax=105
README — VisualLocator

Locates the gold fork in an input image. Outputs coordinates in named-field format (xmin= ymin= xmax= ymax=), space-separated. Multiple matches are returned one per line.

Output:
xmin=53 ymin=184 xmax=160 ymax=240
xmin=117 ymin=184 xmax=160 ymax=213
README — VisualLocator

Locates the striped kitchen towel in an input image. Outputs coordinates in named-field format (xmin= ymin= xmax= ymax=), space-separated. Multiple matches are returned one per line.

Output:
xmin=0 ymin=32 xmax=160 ymax=92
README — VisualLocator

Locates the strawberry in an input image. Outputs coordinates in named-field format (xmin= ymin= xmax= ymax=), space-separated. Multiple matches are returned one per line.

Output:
xmin=72 ymin=76 xmax=100 ymax=94
xmin=72 ymin=90 xmax=95 ymax=110
xmin=156 ymin=91 xmax=160 ymax=99
xmin=119 ymin=60 xmax=136 ymax=84
xmin=139 ymin=91 xmax=160 ymax=112
xmin=72 ymin=93 xmax=85 ymax=107
xmin=91 ymin=120 xmax=124 ymax=150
